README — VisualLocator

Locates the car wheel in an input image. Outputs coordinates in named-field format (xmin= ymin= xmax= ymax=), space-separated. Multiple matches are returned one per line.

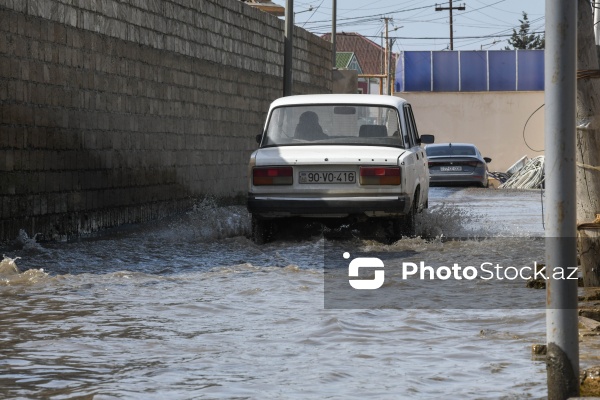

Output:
xmin=384 ymin=218 xmax=402 ymax=244
xmin=482 ymin=173 xmax=489 ymax=188
xmin=399 ymin=198 xmax=417 ymax=238
xmin=400 ymin=192 xmax=419 ymax=237
xmin=386 ymin=193 xmax=418 ymax=243
xmin=251 ymin=216 xmax=274 ymax=244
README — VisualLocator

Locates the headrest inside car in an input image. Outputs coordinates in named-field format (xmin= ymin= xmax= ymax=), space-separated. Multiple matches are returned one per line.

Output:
xmin=359 ymin=125 xmax=387 ymax=138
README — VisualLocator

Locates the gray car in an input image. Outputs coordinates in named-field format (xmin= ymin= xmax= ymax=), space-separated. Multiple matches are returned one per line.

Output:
xmin=425 ymin=143 xmax=491 ymax=187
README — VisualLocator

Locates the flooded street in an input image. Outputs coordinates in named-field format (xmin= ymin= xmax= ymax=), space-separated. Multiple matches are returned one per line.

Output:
xmin=0 ymin=187 xmax=591 ymax=399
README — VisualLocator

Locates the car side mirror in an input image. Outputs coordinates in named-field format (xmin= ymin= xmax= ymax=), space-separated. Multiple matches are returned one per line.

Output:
xmin=256 ymin=134 xmax=262 ymax=144
xmin=484 ymin=157 xmax=492 ymax=163
xmin=420 ymin=134 xmax=435 ymax=144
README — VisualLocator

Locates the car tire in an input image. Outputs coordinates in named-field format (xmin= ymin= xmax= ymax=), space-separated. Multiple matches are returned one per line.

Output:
xmin=251 ymin=216 xmax=273 ymax=244
xmin=400 ymin=192 xmax=418 ymax=237
xmin=385 ymin=193 xmax=418 ymax=243
xmin=384 ymin=218 xmax=402 ymax=244
xmin=481 ymin=173 xmax=489 ymax=188
xmin=399 ymin=198 xmax=417 ymax=237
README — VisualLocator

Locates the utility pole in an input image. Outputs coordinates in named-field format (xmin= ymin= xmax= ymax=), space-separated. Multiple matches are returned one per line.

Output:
xmin=545 ymin=0 xmax=579 ymax=398
xmin=578 ymin=0 xmax=600 ymax=288
xmin=382 ymin=17 xmax=392 ymax=94
xmin=332 ymin=0 xmax=336 ymax=69
xmin=389 ymin=39 xmax=395 ymax=95
xmin=595 ymin=1 xmax=600 ymax=44
xmin=435 ymin=1 xmax=465 ymax=50
xmin=380 ymin=32 xmax=384 ymax=76
xmin=283 ymin=0 xmax=294 ymax=96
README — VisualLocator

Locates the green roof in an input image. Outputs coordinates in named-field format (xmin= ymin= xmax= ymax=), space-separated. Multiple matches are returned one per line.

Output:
xmin=336 ymin=52 xmax=354 ymax=69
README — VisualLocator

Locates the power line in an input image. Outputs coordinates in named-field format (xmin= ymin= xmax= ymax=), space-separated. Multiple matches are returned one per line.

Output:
xmin=299 ymin=3 xmax=436 ymax=25
xmin=333 ymin=30 xmax=544 ymax=41
xmin=291 ymin=0 xmax=544 ymax=50
xmin=434 ymin=1 xmax=466 ymax=50
xmin=301 ymin=0 xmax=324 ymax=28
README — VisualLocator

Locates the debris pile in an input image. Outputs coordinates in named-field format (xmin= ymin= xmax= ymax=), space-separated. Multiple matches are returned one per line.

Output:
xmin=488 ymin=171 xmax=510 ymax=184
xmin=498 ymin=156 xmax=545 ymax=189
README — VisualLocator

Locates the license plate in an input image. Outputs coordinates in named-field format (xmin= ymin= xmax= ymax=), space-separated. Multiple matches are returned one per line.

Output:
xmin=440 ymin=166 xmax=462 ymax=172
xmin=299 ymin=171 xmax=356 ymax=184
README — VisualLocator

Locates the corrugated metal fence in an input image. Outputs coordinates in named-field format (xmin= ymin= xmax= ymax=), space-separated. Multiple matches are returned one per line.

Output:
xmin=396 ymin=50 xmax=544 ymax=92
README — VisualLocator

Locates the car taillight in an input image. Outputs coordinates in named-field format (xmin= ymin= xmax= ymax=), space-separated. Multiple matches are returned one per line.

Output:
xmin=359 ymin=167 xmax=401 ymax=185
xmin=253 ymin=167 xmax=293 ymax=185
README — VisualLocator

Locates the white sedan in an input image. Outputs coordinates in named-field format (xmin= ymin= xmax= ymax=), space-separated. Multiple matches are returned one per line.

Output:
xmin=247 ymin=94 xmax=434 ymax=244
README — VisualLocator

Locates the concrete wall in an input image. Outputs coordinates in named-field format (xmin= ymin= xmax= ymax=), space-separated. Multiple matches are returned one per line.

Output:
xmin=398 ymin=92 xmax=545 ymax=171
xmin=0 ymin=0 xmax=332 ymax=242
xmin=332 ymin=69 xmax=358 ymax=94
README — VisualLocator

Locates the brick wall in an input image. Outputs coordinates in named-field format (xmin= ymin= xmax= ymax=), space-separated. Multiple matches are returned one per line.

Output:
xmin=0 ymin=0 xmax=332 ymax=241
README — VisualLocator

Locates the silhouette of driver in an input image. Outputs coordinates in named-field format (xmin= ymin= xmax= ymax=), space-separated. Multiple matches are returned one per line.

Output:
xmin=294 ymin=111 xmax=327 ymax=141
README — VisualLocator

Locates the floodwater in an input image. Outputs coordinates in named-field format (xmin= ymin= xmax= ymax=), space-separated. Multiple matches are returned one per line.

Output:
xmin=0 ymin=188 xmax=595 ymax=399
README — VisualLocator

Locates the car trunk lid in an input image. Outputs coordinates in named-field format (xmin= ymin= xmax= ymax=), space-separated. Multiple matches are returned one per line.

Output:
xmin=255 ymin=145 xmax=405 ymax=166
xmin=428 ymin=156 xmax=483 ymax=173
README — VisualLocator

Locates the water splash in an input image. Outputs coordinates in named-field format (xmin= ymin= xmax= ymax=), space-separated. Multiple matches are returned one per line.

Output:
xmin=0 ymin=256 xmax=20 ymax=275
xmin=14 ymin=229 xmax=46 ymax=252
xmin=189 ymin=205 xmax=250 ymax=240
xmin=0 ymin=256 xmax=48 ymax=285
xmin=417 ymin=201 xmax=540 ymax=239
xmin=138 ymin=200 xmax=251 ymax=244
xmin=361 ymin=235 xmax=445 ymax=253
xmin=171 ymin=199 xmax=250 ymax=241
xmin=417 ymin=203 xmax=481 ymax=238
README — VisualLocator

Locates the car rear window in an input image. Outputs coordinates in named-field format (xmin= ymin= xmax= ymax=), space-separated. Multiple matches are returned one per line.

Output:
xmin=262 ymin=105 xmax=406 ymax=148
xmin=426 ymin=145 xmax=476 ymax=156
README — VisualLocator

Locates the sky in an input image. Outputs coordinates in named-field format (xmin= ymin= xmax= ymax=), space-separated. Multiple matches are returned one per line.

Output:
xmin=270 ymin=0 xmax=546 ymax=52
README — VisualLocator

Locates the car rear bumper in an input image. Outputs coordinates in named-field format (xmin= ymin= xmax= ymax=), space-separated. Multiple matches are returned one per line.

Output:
xmin=247 ymin=194 xmax=410 ymax=217
xmin=429 ymin=173 xmax=487 ymax=186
